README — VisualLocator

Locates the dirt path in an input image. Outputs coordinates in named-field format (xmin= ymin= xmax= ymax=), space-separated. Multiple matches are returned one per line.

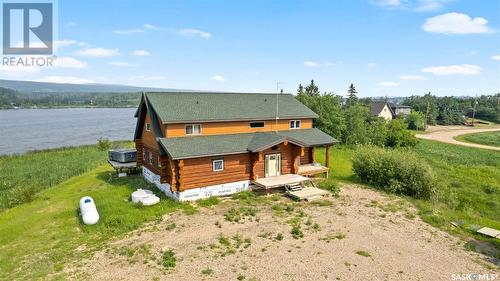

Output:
xmin=66 ymin=186 xmax=495 ymax=281
xmin=416 ymin=125 xmax=500 ymax=151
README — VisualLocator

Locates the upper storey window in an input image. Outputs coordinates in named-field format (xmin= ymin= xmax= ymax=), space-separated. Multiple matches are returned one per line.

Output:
xmin=249 ymin=121 xmax=265 ymax=128
xmin=185 ymin=124 xmax=201 ymax=135
xmin=290 ymin=120 xmax=301 ymax=129
xmin=146 ymin=123 xmax=151 ymax=131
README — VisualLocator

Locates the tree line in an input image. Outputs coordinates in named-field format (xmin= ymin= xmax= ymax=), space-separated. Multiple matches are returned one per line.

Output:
xmin=296 ymin=80 xmax=417 ymax=147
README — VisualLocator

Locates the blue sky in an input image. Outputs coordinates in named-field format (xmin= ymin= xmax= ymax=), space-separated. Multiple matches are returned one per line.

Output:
xmin=1 ymin=0 xmax=499 ymax=97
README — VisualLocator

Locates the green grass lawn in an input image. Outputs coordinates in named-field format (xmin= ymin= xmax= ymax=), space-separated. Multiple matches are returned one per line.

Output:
xmin=318 ymin=140 xmax=499 ymax=252
xmin=455 ymin=130 xmax=500 ymax=147
xmin=0 ymin=164 xmax=195 ymax=280
xmin=0 ymin=142 xmax=132 ymax=210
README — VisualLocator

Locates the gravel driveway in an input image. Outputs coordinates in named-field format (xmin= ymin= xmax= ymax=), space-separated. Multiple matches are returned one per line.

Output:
xmin=416 ymin=125 xmax=500 ymax=151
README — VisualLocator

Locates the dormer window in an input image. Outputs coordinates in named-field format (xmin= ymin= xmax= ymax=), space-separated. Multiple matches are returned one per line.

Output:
xmin=146 ymin=123 xmax=151 ymax=131
xmin=290 ymin=120 xmax=301 ymax=129
xmin=186 ymin=124 xmax=201 ymax=135
xmin=250 ymin=121 xmax=265 ymax=128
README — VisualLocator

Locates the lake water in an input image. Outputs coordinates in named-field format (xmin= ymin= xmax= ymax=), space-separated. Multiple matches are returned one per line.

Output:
xmin=0 ymin=108 xmax=137 ymax=155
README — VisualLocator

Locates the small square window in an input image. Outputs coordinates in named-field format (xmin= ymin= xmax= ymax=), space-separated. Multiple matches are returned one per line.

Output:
xmin=146 ymin=123 xmax=151 ymax=131
xmin=186 ymin=124 xmax=201 ymax=135
xmin=290 ymin=120 xmax=301 ymax=129
xmin=212 ymin=159 xmax=224 ymax=172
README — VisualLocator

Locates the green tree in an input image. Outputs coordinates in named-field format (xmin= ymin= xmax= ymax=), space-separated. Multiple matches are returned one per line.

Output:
xmin=304 ymin=80 xmax=320 ymax=97
xmin=368 ymin=117 xmax=388 ymax=146
xmin=346 ymin=83 xmax=358 ymax=107
xmin=343 ymin=104 xmax=371 ymax=145
xmin=406 ymin=111 xmax=425 ymax=130
xmin=386 ymin=119 xmax=418 ymax=147
xmin=312 ymin=94 xmax=346 ymax=139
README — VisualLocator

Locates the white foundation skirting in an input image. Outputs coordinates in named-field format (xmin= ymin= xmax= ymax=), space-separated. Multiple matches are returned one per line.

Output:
xmin=141 ymin=166 xmax=251 ymax=201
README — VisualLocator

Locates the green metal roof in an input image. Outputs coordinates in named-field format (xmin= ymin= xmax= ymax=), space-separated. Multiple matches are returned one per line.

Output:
xmin=158 ymin=128 xmax=338 ymax=159
xmin=145 ymin=92 xmax=318 ymax=123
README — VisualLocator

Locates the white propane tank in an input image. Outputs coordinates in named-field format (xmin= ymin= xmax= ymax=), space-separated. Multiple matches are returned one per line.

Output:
xmin=79 ymin=196 xmax=99 ymax=225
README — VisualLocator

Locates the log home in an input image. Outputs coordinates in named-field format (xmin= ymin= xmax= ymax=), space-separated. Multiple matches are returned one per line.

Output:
xmin=134 ymin=92 xmax=338 ymax=200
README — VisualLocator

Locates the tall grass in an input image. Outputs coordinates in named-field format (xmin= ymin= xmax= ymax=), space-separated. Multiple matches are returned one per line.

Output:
xmin=0 ymin=142 xmax=131 ymax=210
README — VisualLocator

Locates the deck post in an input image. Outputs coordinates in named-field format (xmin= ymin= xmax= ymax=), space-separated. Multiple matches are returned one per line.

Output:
xmin=325 ymin=145 xmax=330 ymax=168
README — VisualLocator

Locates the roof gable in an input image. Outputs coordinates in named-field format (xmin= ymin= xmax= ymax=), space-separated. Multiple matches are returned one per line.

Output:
xmin=145 ymin=92 xmax=318 ymax=123
xmin=371 ymin=101 xmax=394 ymax=116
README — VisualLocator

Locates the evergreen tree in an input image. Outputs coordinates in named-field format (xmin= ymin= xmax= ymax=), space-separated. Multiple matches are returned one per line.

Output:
xmin=346 ymin=83 xmax=358 ymax=106
xmin=304 ymin=80 xmax=320 ymax=97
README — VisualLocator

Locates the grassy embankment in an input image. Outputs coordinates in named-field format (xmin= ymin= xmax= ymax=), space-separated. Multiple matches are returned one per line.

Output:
xmin=455 ymin=130 xmax=500 ymax=148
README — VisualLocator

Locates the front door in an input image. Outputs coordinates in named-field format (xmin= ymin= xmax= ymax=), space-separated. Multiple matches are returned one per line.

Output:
xmin=265 ymin=154 xmax=281 ymax=177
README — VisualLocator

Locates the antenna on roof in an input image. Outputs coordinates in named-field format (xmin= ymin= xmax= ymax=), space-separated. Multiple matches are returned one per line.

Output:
xmin=275 ymin=82 xmax=282 ymax=131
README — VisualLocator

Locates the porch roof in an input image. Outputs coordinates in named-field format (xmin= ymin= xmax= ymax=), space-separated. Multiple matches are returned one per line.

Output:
xmin=158 ymin=128 xmax=339 ymax=160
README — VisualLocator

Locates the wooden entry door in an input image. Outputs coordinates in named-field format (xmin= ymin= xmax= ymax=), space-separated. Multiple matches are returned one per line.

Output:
xmin=265 ymin=154 xmax=281 ymax=177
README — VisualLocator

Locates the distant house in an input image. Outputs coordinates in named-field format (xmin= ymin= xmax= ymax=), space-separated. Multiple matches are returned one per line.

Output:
xmin=371 ymin=101 xmax=411 ymax=120
xmin=371 ymin=101 xmax=394 ymax=121
xmin=134 ymin=92 xmax=338 ymax=201
xmin=389 ymin=103 xmax=411 ymax=117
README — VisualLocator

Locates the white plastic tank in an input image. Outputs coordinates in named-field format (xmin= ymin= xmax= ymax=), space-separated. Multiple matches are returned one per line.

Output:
xmin=131 ymin=189 xmax=160 ymax=206
xmin=79 ymin=196 xmax=99 ymax=225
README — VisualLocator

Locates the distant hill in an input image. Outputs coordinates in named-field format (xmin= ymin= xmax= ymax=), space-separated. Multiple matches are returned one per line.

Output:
xmin=0 ymin=79 xmax=196 ymax=108
xmin=0 ymin=79 xmax=186 ymax=94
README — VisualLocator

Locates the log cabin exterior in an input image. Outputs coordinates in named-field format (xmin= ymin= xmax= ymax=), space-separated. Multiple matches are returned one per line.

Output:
xmin=134 ymin=92 xmax=338 ymax=201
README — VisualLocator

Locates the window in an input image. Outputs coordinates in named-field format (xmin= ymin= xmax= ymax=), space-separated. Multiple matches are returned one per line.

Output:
xmin=250 ymin=121 xmax=265 ymax=128
xmin=212 ymin=159 xmax=224 ymax=172
xmin=185 ymin=124 xmax=201 ymax=135
xmin=148 ymin=151 xmax=153 ymax=164
xmin=290 ymin=120 xmax=301 ymax=129
xmin=146 ymin=123 xmax=151 ymax=131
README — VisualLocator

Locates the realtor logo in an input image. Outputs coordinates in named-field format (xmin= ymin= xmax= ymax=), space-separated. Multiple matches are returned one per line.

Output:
xmin=2 ymin=2 xmax=53 ymax=54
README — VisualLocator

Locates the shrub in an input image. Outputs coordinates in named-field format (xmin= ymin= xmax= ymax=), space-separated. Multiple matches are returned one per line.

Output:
xmin=385 ymin=119 xmax=418 ymax=147
xmin=162 ymin=249 xmax=176 ymax=269
xmin=352 ymin=146 xmax=435 ymax=199
xmin=97 ymin=137 xmax=111 ymax=151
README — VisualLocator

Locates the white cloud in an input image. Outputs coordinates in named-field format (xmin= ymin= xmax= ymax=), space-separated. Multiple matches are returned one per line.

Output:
xmin=75 ymin=48 xmax=120 ymax=57
xmin=179 ymin=29 xmax=212 ymax=39
xmin=128 ymin=75 xmax=166 ymax=81
xmin=378 ymin=81 xmax=399 ymax=87
xmin=108 ymin=61 xmax=137 ymax=67
xmin=373 ymin=0 xmax=401 ymax=7
xmin=114 ymin=24 xmax=162 ymax=34
xmin=211 ymin=75 xmax=225 ymax=81
xmin=143 ymin=24 xmax=161 ymax=30
xmin=422 ymin=13 xmax=493 ymax=34
xmin=303 ymin=60 xmax=341 ymax=67
xmin=133 ymin=50 xmax=150 ymax=56
xmin=34 ymin=76 xmax=95 ymax=84
xmin=114 ymin=28 xmax=144 ymax=35
xmin=492 ymin=55 xmax=500 ymax=61
xmin=398 ymin=75 xmax=425 ymax=80
xmin=421 ymin=64 xmax=482 ymax=75
xmin=304 ymin=61 xmax=319 ymax=67
xmin=54 ymin=39 xmax=77 ymax=49
xmin=53 ymin=57 xmax=88 ymax=68
xmin=367 ymin=63 xmax=377 ymax=68
xmin=414 ymin=0 xmax=444 ymax=12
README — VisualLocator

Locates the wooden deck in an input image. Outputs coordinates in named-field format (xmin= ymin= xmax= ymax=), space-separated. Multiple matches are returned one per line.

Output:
xmin=287 ymin=187 xmax=329 ymax=201
xmin=253 ymin=174 xmax=309 ymax=189
xmin=297 ymin=163 xmax=329 ymax=177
